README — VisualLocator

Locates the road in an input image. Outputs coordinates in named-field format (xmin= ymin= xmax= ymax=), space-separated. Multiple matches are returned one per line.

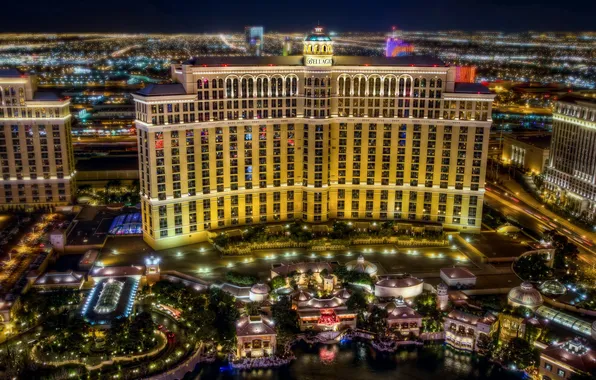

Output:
xmin=484 ymin=184 xmax=596 ymax=266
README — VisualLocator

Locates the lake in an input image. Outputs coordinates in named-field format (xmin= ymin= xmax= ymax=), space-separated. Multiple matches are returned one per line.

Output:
xmin=190 ymin=341 xmax=524 ymax=380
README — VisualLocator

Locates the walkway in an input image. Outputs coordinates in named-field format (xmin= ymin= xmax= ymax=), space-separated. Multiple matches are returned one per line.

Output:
xmin=148 ymin=343 xmax=204 ymax=380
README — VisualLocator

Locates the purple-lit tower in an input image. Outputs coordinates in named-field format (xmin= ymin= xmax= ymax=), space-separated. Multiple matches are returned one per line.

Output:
xmin=385 ymin=26 xmax=414 ymax=57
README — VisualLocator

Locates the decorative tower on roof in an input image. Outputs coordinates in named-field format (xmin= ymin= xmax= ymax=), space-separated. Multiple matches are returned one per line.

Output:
xmin=437 ymin=282 xmax=449 ymax=311
xmin=303 ymin=26 xmax=333 ymax=67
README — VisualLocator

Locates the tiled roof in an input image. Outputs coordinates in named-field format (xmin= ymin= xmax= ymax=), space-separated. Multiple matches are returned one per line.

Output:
xmin=236 ymin=315 xmax=276 ymax=337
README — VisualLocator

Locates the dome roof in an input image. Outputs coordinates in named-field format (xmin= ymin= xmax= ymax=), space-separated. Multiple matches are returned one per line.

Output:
xmin=305 ymin=34 xmax=332 ymax=42
xmin=508 ymin=282 xmax=543 ymax=309
xmin=292 ymin=289 xmax=312 ymax=302
xmin=376 ymin=274 xmax=422 ymax=289
xmin=250 ymin=283 xmax=271 ymax=295
xmin=539 ymin=280 xmax=567 ymax=296
xmin=304 ymin=26 xmax=332 ymax=42
xmin=346 ymin=255 xmax=378 ymax=275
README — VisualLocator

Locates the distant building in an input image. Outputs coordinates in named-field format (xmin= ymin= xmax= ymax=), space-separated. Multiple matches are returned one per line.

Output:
xmin=236 ymin=315 xmax=276 ymax=358
xmin=245 ymin=26 xmax=264 ymax=55
xmin=374 ymin=274 xmax=423 ymax=299
xmin=385 ymin=29 xmax=414 ymax=57
xmin=440 ymin=267 xmax=476 ymax=287
xmin=501 ymin=132 xmax=551 ymax=174
xmin=539 ymin=339 xmax=596 ymax=380
xmin=507 ymin=282 xmax=543 ymax=310
xmin=294 ymin=295 xmax=357 ymax=332
xmin=382 ymin=296 xmax=423 ymax=336
xmin=545 ymin=94 xmax=596 ymax=219
xmin=282 ymin=37 xmax=292 ymax=56
xmin=32 ymin=270 xmax=85 ymax=290
xmin=444 ymin=309 xmax=497 ymax=351
xmin=0 ymin=69 xmax=76 ymax=211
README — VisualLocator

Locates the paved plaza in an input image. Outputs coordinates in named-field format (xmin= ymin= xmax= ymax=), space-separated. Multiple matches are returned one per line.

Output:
xmin=98 ymin=237 xmax=478 ymax=282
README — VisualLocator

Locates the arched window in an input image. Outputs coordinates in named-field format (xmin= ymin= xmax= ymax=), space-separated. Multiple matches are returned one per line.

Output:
xmin=204 ymin=80 xmax=209 ymax=89
xmin=338 ymin=77 xmax=345 ymax=96
xmin=359 ymin=77 xmax=366 ymax=97
xmin=248 ymin=78 xmax=254 ymax=97
xmin=405 ymin=78 xmax=412 ymax=97
xmin=314 ymin=78 xmax=320 ymax=87
xmin=414 ymin=78 xmax=420 ymax=87
xmin=345 ymin=77 xmax=351 ymax=96
xmin=218 ymin=79 xmax=224 ymax=88
xmin=390 ymin=77 xmax=397 ymax=96
xmin=226 ymin=78 xmax=232 ymax=97
xmin=291 ymin=77 xmax=298 ymax=95
xmin=430 ymin=78 xmax=435 ymax=88
xmin=212 ymin=79 xmax=217 ymax=88
xmin=233 ymin=78 xmax=239 ymax=97
xmin=436 ymin=79 xmax=443 ymax=88
xmin=307 ymin=78 xmax=312 ymax=86
xmin=263 ymin=78 xmax=269 ymax=96
xmin=197 ymin=79 xmax=203 ymax=90
xmin=256 ymin=78 xmax=262 ymax=97
xmin=276 ymin=78 xmax=282 ymax=96
xmin=285 ymin=77 xmax=291 ymax=95
xmin=420 ymin=78 xmax=426 ymax=87
xmin=398 ymin=78 xmax=405 ymax=97
xmin=322 ymin=45 xmax=326 ymax=53
xmin=383 ymin=78 xmax=389 ymax=96
xmin=241 ymin=78 xmax=247 ymax=97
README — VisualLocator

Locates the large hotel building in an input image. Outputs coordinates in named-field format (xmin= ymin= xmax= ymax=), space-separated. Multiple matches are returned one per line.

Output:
xmin=545 ymin=94 xmax=596 ymax=218
xmin=133 ymin=27 xmax=495 ymax=250
xmin=0 ymin=70 xmax=75 ymax=211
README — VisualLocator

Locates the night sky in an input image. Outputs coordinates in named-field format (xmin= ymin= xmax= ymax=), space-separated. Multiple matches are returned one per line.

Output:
xmin=5 ymin=0 xmax=595 ymax=32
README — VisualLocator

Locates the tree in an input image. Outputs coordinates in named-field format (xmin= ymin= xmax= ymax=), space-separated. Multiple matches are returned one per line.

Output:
xmin=130 ymin=311 xmax=156 ymax=351
xmin=271 ymin=276 xmax=287 ymax=290
xmin=366 ymin=306 xmax=388 ymax=336
xmin=208 ymin=288 xmax=240 ymax=345
xmin=499 ymin=337 xmax=539 ymax=369
xmin=475 ymin=333 xmax=493 ymax=356
xmin=330 ymin=221 xmax=352 ymax=239
xmin=271 ymin=296 xmax=299 ymax=334
xmin=225 ymin=271 xmax=258 ymax=286
xmin=514 ymin=254 xmax=552 ymax=281
xmin=245 ymin=302 xmax=261 ymax=316
xmin=346 ymin=290 xmax=368 ymax=313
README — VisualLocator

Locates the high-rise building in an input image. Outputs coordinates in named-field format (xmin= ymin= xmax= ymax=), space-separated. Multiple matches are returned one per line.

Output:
xmin=133 ymin=27 xmax=495 ymax=250
xmin=282 ymin=37 xmax=292 ymax=56
xmin=385 ymin=27 xmax=414 ymax=57
xmin=545 ymin=94 xmax=596 ymax=218
xmin=245 ymin=26 xmax=264 ymax=55
xmin=0 ymin=69 xmax=76 ymax=211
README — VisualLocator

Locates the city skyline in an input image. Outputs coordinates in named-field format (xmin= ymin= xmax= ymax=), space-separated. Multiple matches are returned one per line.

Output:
xmin=0 ymin=11 xmax=595 ymax=380
xmin=3 ymin=0 xmax=595 ymax=33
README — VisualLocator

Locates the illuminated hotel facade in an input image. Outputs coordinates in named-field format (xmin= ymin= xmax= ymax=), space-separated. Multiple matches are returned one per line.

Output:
xmin=0 ymin=70 xmax=75 ymax=211
xmin=545 ymin=94 xmax=596 ymax=218
xmin=133 ymin=27 xmax=495 ymax=250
